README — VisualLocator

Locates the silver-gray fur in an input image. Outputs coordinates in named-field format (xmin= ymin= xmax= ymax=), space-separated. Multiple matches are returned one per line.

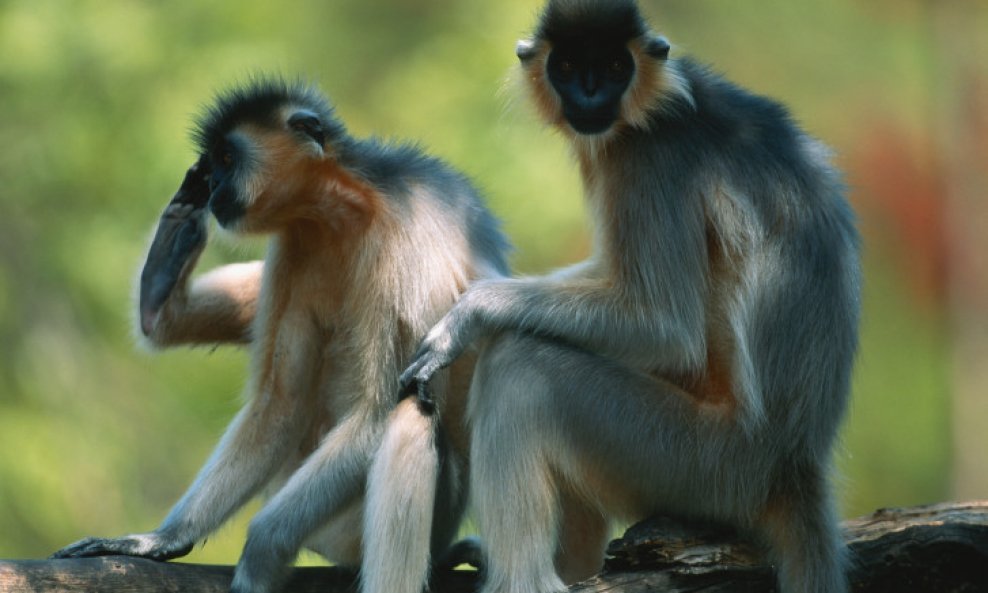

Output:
xmin=401 ymin=2 xmax=860 ymax=592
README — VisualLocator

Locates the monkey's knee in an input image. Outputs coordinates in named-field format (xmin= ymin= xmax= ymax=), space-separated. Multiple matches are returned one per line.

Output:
xmin=473 ymin=333 xmax=533 ymax=379
xmin=470 ymin=334 xmax=559 ymax=412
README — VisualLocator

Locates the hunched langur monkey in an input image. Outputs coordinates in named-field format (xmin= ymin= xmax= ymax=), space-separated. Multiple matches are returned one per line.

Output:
xmin=53 ymin=78 xmax=510 ymax=593
xmin=400 ymin=2 xmax=861 ymax=593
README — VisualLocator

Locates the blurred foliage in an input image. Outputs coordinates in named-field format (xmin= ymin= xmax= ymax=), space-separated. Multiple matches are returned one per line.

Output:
xmin=0 ymin=0 xmax=978 ymax=565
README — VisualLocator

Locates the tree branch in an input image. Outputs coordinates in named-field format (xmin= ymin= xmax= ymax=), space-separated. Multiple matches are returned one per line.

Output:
xmin=1 ymin=501 xmax=985 ymax=593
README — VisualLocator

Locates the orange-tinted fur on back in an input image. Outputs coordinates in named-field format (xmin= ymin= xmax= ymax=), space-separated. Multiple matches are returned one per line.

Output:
xmin=52 ymin=79 xmax=510 ymax=593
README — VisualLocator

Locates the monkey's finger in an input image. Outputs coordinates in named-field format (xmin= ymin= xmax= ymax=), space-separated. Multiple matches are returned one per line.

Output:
xmin=414 ymin=380 xmax=436 ymax=414
xmin=49 ymin=538 xmax=95 ymax=559
xmin=396 ymin=376 xmax=436 ymax=415
xmin=398 ymin=358 xmax=426 ymax=395
xmin=50 ymin=536 xmax=193 ymax=561
xmin=139 ymin=219 xmax=207 ymax=335
xmin=171 ymin=154 xmax=212 ymax=208
xmin=146 ymin=541 xmax=194 ymax=561
xmin=50 ymin=537 xmax=135 ymax=559
xmin=399 ymin=358 xmax=435 ymax=393
xmin=403 ymin=340 xmax=433 ymax=373
xmin=138 ymin=156 xmax=212 ymax=336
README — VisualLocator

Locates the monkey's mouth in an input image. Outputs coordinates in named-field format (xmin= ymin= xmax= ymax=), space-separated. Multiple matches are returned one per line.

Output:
xmin=209 ymin=196 xmax=247 ymax=230
xmin=567 ymin=115 xmax=615 ymax=135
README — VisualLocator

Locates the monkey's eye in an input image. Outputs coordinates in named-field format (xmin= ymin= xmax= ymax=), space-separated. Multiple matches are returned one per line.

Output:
xmin=210 ymin=145 xmax=234 ymax=171
xmin=288 ymin=113 xmax=326 ymax=147
xmin=607 ymin=59 xmax=631 ymax=82
xmin=604 ymin=52 xmax=635 ymax=83
xmin=552 ymin=59 xmax=577 ymax=82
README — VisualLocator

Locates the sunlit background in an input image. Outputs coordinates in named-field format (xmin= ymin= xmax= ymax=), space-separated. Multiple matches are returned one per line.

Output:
xmin=1 ymin=0 xmax=985 ymax=565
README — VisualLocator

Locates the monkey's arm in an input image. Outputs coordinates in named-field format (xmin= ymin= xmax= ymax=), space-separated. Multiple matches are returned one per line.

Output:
xmin=53 ymin=312 xmax=321 ymax=561
xmin=138 ymin=156 xmax=261 ymax=347
xmin=143 ymin=261 xmax=262 ymax=347
xmin=55 ymin=311 xmax=326 ymax=559
xmin=401 ymin=264 xmax=707 ymax=393
xmin=231 ymin=411 xmax=383 ymax=592
xmin=50 ymin=399 xmax=307 ymax=561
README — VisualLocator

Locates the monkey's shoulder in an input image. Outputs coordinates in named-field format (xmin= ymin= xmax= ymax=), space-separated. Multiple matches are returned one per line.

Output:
xmin=338 ymin=136 xmax=511 ymax=272
xmin=659 ymin=59 xmax=811 ymax=156
xmin=339 ymin=138 xmax=477 ymax=198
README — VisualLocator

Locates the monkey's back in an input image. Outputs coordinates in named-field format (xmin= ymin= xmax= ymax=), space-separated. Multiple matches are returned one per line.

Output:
xmin=340 ymin=138 xmax=511 ymax=280
xmin=647 ymin=59 xmax=861 ymax=449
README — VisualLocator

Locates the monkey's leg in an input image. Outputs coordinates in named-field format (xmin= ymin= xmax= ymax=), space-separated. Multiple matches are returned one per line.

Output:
xmin=230 ymin=412 xmax=382 ymax=593
xmin=361 ymin=396 xmax=470 ymax=593
xmin=555 ymin=487 xmax=610 ymax=585
xmin=468 ymin=334 xmax=742 ymax=593
xmin=760 ymin=465 xmax=848 ymax=593
xmin=469 ymin=333 xmax=845 ymax=593
xmin=52 ymin=381 xmax=311 ymax=562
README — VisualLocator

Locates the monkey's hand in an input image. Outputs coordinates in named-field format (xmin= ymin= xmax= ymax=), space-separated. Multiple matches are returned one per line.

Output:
xmin=139 ymin=155 xmax=212 ymax=337
xmin=50 ymin=532 xmax=194 ymax=562
xmin=398 ymin=304 xmax=479 ymax=411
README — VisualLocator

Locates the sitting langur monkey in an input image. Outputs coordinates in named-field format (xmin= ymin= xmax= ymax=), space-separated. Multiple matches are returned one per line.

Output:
xmin=52 ymin=79 xmax=510 ymax=593
xmin=400 ymin=1 xmax=861 ymax=593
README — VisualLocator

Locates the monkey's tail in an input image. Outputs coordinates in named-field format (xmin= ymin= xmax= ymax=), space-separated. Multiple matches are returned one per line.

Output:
xmin=361 ymin=396 xmax=441 ymax=593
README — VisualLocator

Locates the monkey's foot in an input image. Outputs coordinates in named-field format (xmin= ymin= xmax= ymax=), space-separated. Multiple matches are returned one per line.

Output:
xmin=435 ymin=536 xmax=484 ymax=571
xmin=50 ymin=534 xmax=193 ymax=562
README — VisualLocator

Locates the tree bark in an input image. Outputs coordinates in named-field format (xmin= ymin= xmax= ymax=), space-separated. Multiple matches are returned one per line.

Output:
xmin=2 ymin=501 xmax=985 ymax=593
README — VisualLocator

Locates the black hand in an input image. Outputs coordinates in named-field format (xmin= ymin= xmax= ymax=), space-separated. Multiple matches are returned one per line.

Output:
xmin=138 ymin=157 xmax=212 ymax=335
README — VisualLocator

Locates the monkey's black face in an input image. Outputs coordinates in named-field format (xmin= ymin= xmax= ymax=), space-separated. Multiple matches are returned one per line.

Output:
xmin=547 ymin=43 xmax=634 ymax=135
xmin=205 ymin=139 xmax=249 ymax=229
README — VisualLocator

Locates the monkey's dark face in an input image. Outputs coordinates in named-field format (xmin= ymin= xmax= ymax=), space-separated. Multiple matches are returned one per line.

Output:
xmin=205 ymin=133 xmax=251 ymax=229
xmin=519 ymin=1 xmax=675 ymax=138
xmin=546 ymin=42 xmax=635 ymax=135
xmin=202 ymin=110 xmax=336 ymax=234
xmin=194 ymin=81 xmax=360 ymax=235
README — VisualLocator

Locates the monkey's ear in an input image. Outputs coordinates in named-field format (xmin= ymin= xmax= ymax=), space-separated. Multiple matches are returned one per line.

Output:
xmin=516 ymin=39 xmax=538 ymax=62
xmin=645 ymin=35 xmax=671 ymax=60
xmin=288 ymin=111 xmax=326 ymax=147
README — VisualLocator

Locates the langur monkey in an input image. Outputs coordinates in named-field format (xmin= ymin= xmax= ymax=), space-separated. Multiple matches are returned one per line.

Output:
xmin=401 ymin=1 xmax=861 ymax=593
xmin=53 ymin=79 xmax=510 ymax=593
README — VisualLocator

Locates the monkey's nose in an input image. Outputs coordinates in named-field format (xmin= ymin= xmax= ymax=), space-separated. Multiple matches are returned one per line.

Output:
xmin=582 ymin=71 xmax=600 ymax=96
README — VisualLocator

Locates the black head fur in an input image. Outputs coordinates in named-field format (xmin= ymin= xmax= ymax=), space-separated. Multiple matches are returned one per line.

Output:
xmin=536 ymin=0 xmax=648 ymax=47
xmin=192 ymin=77 xmax=346 ymax=154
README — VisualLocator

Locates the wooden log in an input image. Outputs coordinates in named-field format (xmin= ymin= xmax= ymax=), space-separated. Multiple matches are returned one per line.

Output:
xmin=0 ymin=558 xmax=479 ymax=593
xmin=1 ymin=501 xmax=985 ymax=593
xmin=585 ymin=500 xmax=988 ymax=593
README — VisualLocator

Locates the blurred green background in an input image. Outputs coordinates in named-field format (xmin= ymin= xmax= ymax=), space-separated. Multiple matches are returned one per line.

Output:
xmin=1 ymin=0 xmax=986 ymax=565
